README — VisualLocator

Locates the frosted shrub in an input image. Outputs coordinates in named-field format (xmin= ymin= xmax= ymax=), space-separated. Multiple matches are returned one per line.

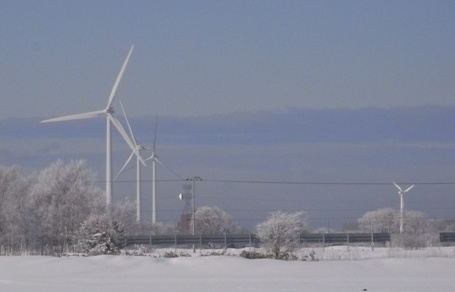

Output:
xmin=239 ymin=250 xmax=272 ymax=259
xmin=192 ymin=206 xmax=242 ymax=236
xmin=256 ymin=211 xmax=309 ymax=259
xmin=77 ymin=214 xmax=123 ymax=255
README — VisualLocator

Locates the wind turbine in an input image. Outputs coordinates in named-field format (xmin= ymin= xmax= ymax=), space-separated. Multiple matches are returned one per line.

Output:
xmin=393 ymin=182 xmax=415 ymax=234
xmin=145 ymin=119 xmax=182 ymax=224
xmin=41 ymin=45 xmax=139 ymax=209
xmin=115 ymin=101 xmax=147 ymax=222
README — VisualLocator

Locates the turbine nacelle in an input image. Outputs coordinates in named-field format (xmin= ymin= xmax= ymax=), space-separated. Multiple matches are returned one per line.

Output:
xmin=146 ymin=151 xmax=160 ymax=162
xmin=106 ymin=107 xmax=115 ymax=115
xmin=393 ymin=182 xmax=415 ymax=195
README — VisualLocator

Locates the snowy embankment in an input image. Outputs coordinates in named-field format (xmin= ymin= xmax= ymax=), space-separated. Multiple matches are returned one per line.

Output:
xmin=1 ymin=247 xmax=454 ymax=292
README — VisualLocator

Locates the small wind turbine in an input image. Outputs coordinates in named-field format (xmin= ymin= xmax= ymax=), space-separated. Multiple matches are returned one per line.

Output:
xmin=145 ymin=119 xmax=182 ymax=224
xmin=115 ymin=101 xmax=146 ymax=222
xmin=41 ymin=45 xmax=139 ymax=209
xmin=393 ymin=182 xmax=415 ymax=234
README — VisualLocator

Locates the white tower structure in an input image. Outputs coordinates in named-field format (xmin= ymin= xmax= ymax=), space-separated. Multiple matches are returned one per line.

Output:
xmin=393 ymin=182 xmax=415 ymax=234
xmin=144 ymin=119 xmax=183 ymax=224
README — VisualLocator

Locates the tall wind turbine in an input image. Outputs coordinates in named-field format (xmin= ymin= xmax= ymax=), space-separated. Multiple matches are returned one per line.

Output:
xmin=145 ymin=119 xmax=182 ymax=224
xmin=115 ymin=101 xmax=147 ymax=222
xmin=41 ymin=45 xmax=138 ymax=209
xmin=393 ymin=182 xmax=415 ymax=234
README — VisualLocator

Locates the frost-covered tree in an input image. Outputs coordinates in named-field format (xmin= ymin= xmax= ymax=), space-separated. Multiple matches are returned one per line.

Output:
xmin=432 ymin=218 xmax=455 ymax=232
xmin=358 ymin=208 xmax=432 ymax=247
xmin=192 ymin=206 xmax=242 ymax=235
xmin=0 ymin=165 xmax=30 ymax=253
xmin=110 ymin=201 xmax=177 ymax=236
xmin=110 ymin=201 xmax=137 ymax=235
xmin=77 ymin=214 xmax=123 ymax=255
xmin=398 ymin=210 xmax=432 ymax=248
xmin=358 ymin=208 xmax=398 ymax=233
xmin=358 ymin=208 xmax=429 ymax=235
xmin=256 ymin=211 xmax=309 ymax=259
xmin=28 ymin=160 xmax=104 ymax=253
xmin=403 ymin=210 xmax=429 ymax=235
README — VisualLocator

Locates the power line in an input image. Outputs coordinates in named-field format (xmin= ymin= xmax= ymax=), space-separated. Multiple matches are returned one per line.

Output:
xmin=204 ymin=179 xmax=455 ymax=186
xmin=107 ymin=178 xmax=455 ymax=186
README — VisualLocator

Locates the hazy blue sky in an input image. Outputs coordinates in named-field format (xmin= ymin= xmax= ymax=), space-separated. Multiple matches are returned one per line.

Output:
xmin=1 ymin=1 xmax=455 ymax=230
xmin=1 ymin=0 xmax=454 ymax=118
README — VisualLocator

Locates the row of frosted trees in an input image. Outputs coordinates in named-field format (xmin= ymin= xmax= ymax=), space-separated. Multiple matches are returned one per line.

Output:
xmin=0 ymin=160 xmax=107 ymax=255
xmin=0 ymin=160 xmax=245 ymax=255
xmin=0 ymin=160 xmax=165 ymax=255
xmin=355 ymin=207 xmax=455 ymax=248
xmin=1 ymin=161 xmax=454 ymax=255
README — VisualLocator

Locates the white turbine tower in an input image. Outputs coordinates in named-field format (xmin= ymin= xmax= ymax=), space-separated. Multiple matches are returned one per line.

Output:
xmin=393 ymin=182 xmax=415 ymax=234
xmin=41 ymin=45 xmax=139 ymax=209
xmin=147 ymin=121 xmax=161 ymax=224
xmin=115 ymin=101 xmax=146 ymax=222
xmin=145 ymin=119 xmax=182 ymax=224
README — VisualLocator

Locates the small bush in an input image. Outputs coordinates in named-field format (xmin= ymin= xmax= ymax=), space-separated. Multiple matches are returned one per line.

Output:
xmin=162 ymin=251 xmax=191 ymax=258
xmin=201 ymin=250 xmax=226 ymax=256
xmin=163 ymin=251 xmax=179 ymax=258
xmin=280 ymin=252 xmax=297 ymax=260
xmin=121 ymin=245 xmax=152 ymax=256
xmin=239 ymin=250 xmax=271 ymax=259
xmin=301 ymin=250 xmax=318 ymax=261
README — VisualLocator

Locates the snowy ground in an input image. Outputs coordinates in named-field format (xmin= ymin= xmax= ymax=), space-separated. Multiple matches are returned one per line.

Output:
xmin=1 ymin=247 xmax=454 ymax=292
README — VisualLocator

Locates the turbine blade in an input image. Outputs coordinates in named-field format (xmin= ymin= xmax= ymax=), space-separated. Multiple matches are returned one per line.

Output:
xmin=142 ymin=145 xmax=152 ymax=151
xmin=109 ymin=114 xmax=146 ymax=167
xmin=153 ymin=116 xmax=158 ymax=152
xmin=106 ymin=44 xmax=135 ymax=110
xmin=109 ymin=114 xmax=136 ymax=152
xmin=137 ymin=152 xmax=147 ymax=167
xmin=119 ymin=100 xmax=138 ymax=145
xmin=404 ymin=185 xmax=415 ymax=193
xmin=118 ymin=101 xmax=146 ymax=166
xmin=156 ymin=157 xmax=183 ymax=180
xmin=41 ymin=109 xmax=105 ymax=123
xmin=154 ymin=156 xmax=164 ymax=167
xmin=392 ymin=182 xmax=403 ymax=192
xmin=114 ymin=151 xmax=135 ymax=180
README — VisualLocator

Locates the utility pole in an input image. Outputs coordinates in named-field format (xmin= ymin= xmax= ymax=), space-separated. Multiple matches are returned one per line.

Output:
xmin=186 ymin=176 xmax=202 ymax=253
xmin=186 ymin=176 xmax=202 ymax=236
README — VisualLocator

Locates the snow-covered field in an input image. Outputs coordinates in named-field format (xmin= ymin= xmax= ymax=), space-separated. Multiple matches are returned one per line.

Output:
xmin=1 ymin=247 xmax=454 ymax=292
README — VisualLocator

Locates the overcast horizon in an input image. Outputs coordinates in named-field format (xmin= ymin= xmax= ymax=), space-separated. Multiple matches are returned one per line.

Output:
xmin=2 ymin=105 xmax=455 ymax=230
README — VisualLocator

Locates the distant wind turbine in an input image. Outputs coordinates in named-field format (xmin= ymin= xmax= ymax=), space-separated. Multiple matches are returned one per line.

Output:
xmin=115 ymin=101 xmax=147 ymax=222
xmin=41 ymin=45 xmax=139 ymax=209
xmin=145 ymin=118 xmax=183 ymax=224
xmin=393 ymin=182 xmax=415 ymax=234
